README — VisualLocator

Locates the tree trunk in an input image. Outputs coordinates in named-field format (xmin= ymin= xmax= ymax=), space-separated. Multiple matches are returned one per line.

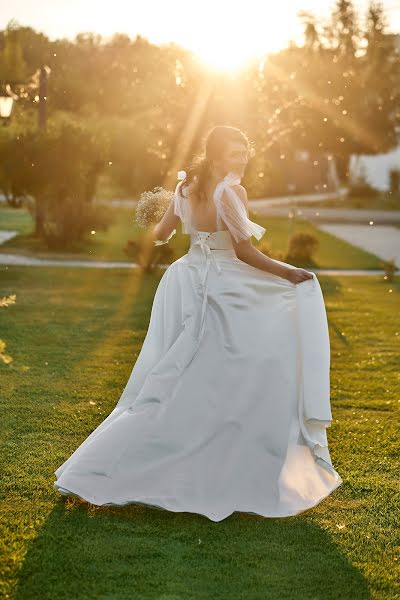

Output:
xmin=334 ymin=154 xmax=350 ymax=183
xmin=34 ymin=199 xmax=46 ymax=236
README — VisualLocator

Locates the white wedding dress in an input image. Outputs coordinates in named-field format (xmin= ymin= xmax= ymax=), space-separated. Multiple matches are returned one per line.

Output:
xmin=54 ymin=171 xmax=342 ymax=522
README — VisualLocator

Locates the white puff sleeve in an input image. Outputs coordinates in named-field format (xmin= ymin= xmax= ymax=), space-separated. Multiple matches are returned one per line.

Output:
xmin=213 ymin=174 xmax=266 ymax=243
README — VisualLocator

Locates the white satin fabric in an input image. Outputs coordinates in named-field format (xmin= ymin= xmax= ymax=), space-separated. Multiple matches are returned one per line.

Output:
xmin=54 ymin=205 xmax=342 ymax=520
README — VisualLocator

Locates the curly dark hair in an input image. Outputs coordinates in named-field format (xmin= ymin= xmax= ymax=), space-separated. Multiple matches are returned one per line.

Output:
xmin=177 ymin=125 xmax=254 ymax=203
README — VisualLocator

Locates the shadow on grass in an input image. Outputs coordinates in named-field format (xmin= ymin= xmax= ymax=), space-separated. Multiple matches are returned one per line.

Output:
xmin=13 ymin=499 xmax=372 ymax=600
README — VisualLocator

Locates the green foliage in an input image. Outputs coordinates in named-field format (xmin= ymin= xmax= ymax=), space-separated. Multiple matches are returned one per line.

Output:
xmin=348 ymin=181 xmax=379 ymax=198
xmin=28 ymin=198 xmax=114 ymax=249
xmin=257 ymin=239 xmax=286 ymax=261
xmin=0 ymin=125 xmax=34 ymax=204
xmin=389 ymin=169 xmax=400 ymax=195
xmin=105 ymin=115 xmax=171 ymax=197
xmin=1 ymin=0 xmax=399 ymax=204
xmin=252 ymin=0 xmax=399 ymax=184
xmin=244 ymin=156 xmax=288 ymax=198
xmin=0 ymin=292 xmax=16 ymax=366
xmin=124 ymin=236 xmax=176 ymax=272
xmin=0 ymin=114 xmax=115 ymax=247
xmin=286 ymin=231 xmax=319 ymax=264
xmin=381 ymin=258 xmax=397 ymax=282
xmin=0 ymin=21 xmax=28 ymax=80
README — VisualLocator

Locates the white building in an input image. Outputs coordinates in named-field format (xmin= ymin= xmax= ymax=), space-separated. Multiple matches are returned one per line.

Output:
xmin=349 ymin=147 xmax=400 ymax=191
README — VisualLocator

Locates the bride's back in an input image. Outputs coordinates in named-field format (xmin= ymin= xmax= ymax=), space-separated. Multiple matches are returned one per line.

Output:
xmin=173 ymin=170 xmax=265 ymax=243
xmin=185 ymin=181 xmax=230 ymax=233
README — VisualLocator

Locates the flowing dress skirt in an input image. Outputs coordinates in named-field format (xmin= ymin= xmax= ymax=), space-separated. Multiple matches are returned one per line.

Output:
xmin=54 ymin=231 xmax=342 ymax=522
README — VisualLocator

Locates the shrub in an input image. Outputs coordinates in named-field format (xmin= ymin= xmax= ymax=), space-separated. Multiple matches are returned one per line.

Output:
xmin=0 ymin=293 xmax=16 ymax=366
xmin=25 ymin=196 xmax=114 ymax=249
xmin=347 ymin=182 xmax=379 ymax=198
xmin=389 ymin=169 xmax=400 ymax=195
xmin=257 ymin=240 xmax=285 ymax=261
xmin=124 ymin=237 xmax=176 ymax=273
xmin=285 ymin=231 xmax=319 ymax=264
xmin=381 ymin=258 xmax=397 ymax=282
xmin=7 ymin=115 xmax=112 ymax=248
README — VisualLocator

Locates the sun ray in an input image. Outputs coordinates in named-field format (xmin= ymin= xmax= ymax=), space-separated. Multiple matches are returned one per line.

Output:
xmin=266 ymin=59 xmax=381 ymax=152
xmin=162 ymin=77 xmax=217 ymax=190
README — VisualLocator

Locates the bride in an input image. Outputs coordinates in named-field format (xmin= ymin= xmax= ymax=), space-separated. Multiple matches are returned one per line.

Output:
xmin=54 ymin=125 xmax=342 ymax=522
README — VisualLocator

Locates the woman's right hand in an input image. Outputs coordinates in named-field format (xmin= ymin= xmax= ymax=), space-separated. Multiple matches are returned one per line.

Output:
xmin=286 ymin=268 xmax=314 ymax=285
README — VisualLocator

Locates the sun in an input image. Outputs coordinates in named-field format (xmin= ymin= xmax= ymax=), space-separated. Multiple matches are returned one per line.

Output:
xmin=190 ymin=26 xmax=290 ymax=73
xmin=173 ymin=2 xmax=296 ymax=73
xmin=194 ymin=43 xmax=257 ymax=73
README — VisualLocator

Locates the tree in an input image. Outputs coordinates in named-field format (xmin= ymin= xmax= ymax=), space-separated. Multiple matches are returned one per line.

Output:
xmin=324 ymin=0 xmax=361 ymax=57
xmin=0 ymin=21 xmax=28 ymax=80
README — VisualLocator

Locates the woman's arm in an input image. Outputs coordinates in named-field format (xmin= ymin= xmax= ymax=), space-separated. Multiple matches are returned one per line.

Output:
xmin=234 ymin=238 xmax=293 ymax=280
xmin=229 ymin=185 xmax=313 ymax=284
xmin=151 ymin=197 xmax=180 ymax=243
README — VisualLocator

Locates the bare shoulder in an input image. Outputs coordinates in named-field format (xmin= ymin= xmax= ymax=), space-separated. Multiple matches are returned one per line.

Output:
xmin=231 ymin=183 xmax=247 ymax=195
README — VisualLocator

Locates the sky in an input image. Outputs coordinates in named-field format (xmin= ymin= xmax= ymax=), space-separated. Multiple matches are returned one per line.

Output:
xmin=2 ymin=0 xmax=400 ymax=70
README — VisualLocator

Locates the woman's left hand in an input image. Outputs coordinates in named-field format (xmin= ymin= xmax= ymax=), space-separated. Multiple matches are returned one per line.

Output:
xmin=286 ymin=268 xmax=314 ymax=285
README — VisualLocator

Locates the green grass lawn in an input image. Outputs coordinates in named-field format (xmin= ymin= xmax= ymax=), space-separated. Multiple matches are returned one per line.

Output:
xmin=0 ymin=205 xmax=386 ymax=269
xmin=0 ymin=266 xmax=399 ymax=599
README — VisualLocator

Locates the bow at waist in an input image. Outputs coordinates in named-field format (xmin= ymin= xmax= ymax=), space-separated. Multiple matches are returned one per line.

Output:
xmin=183 ymin=233 xmax=227 ymax=367
xmin=192 ymin=236 xmax=223 ymax=285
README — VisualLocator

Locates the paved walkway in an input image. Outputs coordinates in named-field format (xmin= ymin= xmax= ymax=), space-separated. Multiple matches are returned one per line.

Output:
xmin=252 ymin=205 xmax=400 ymax=224
xmin=92 ymin=195 xmax=400 ymax=226
xmin=0 ymin=253 xmax=141 ymax=268
xmin=317 ymin=224 xmax=400 ymax=268
xmin=0 ymin=252 xmax=396 ymax=276
xmin=0 ymin=230 xmax=398 ymax=275
xmin=250 ymin=188 xmax=349 ymax=206
xmin=0 ymin=230 xmax=18 ymax=244
xmin=93 ymin=188 xmax=349 ymax=209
